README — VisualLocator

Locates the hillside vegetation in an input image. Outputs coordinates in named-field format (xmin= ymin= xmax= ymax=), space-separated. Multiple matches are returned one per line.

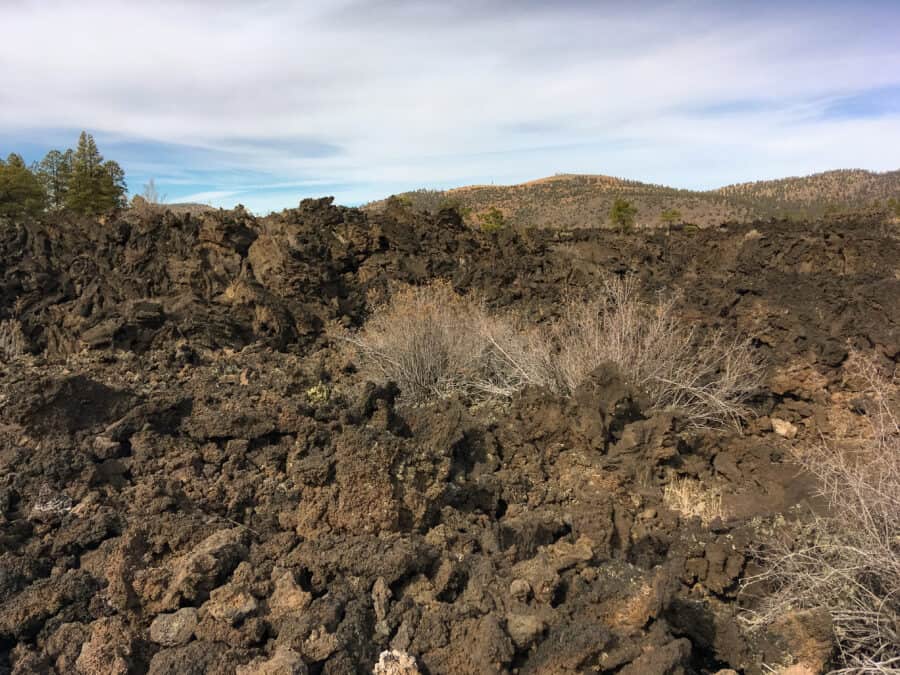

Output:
xmin=367 ymin=169 xmax=900 ymax=229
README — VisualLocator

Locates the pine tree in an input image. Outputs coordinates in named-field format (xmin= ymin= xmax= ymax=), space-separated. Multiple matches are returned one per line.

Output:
xmin=0 ymin=153 xmax=47 ymax=220
xmin=65 ymin=131 xmax=127 ymax=214
xmin=609 ymin=197 xmax=638 ymax=232
xmin=0 ymin=154 xmax=45 ymax=219
xmin=889 ymin=197 xmax=900 ymax=217
xmin=101 ymin=161 xmax=128 ymax=209
xmin=660 ymin=207 xmax=682 ymax=226
xmin=66 ymin=132 xmax=103 ymax=214
xmin=36 ymin=149 xmax=73 ymax=210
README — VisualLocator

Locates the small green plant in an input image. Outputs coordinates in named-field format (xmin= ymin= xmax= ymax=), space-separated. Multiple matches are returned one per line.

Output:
xmin=383 ymin=194 xmax=413 ymax=211
xmin=888 ymin=197 xmax=900 ymax=217
xmin=660 ymin=207 xmax=682 ymax=227
xmin=478 ymin=207 xmax=505 ymax=232
xmin=438 ymin=197 xmax=472 ymax=220
xmin=305 ymin=382 xmax=330 ymax=404
xmin=609 ymin=198 xmax=637 ymax=232
xmin=438 ymin=196 xmax=461 ymax=211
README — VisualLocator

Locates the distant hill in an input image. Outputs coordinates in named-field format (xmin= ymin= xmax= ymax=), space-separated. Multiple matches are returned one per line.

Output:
xmin=714 ymin=169 xmax=900 ymax=219
xmin=165 ymin=202 xmax=216 ymax=216
xmin=131 ymin=196 xmax=216 ymax=217
xmin=366 ymin=169 xmax=900 ymax=229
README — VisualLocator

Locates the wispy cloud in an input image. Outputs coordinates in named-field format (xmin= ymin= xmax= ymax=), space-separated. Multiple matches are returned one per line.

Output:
xmin=822 ymin=86 xmax=900 ymax=120
xmin=1 ymin=0 xmax=898 ymax=212
xmin=179 ymin=190 xmax=242 ymax=204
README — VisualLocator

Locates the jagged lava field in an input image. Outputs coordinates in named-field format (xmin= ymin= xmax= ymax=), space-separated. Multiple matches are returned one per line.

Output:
xmin=0 ymin=198 xmax=898 ymax=674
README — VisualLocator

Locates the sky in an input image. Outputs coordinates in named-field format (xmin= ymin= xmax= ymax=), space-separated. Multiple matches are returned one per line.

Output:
xmin=1 ymin=0 xmax=899 ymax=213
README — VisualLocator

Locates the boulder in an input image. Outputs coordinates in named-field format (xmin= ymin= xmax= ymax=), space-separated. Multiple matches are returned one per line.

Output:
xmin=268 ymin=570 xmax=311 ymax=621
xmin=149 ymin=608 xmax=198 ymax=647
xmin=159 ymin=528 xmax=249 ymax=609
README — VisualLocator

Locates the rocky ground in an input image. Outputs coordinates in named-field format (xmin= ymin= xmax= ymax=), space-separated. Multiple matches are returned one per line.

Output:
xmin=0 ymin=200 xmax=897 ymax=674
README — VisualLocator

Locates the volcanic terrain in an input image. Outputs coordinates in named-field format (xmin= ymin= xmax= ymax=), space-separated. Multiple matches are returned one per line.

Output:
xmin=0 ymin=198 xmax=898 ymax=673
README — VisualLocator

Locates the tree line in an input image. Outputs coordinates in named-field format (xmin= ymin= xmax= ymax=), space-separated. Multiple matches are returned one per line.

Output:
xmin=0 ymin=131 xmax=127 ymax=220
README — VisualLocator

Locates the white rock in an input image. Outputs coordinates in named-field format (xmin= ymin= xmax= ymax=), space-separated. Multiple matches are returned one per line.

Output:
xmin=771 ymin=417 xmax=798 ymax=439
xmin=374 ymin=649 xmax=420 ymax=675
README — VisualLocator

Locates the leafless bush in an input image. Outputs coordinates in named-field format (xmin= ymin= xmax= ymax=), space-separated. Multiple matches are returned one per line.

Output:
xmin=551 ymin=275 xmax=764 ymax=429
xmin=744 ymin=351 xmax=900 ymax=673
xmin=343 ymin=282 xmax=553 ymax=404
xmin=141 ymin=178 xmax=166 ymax=204
xmin=346 ymin=277 xmax=762 ymax=429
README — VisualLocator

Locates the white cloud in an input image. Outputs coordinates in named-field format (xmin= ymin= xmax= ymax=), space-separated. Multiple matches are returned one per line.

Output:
xmin=1 ymin=0 xmax=898 ymax=206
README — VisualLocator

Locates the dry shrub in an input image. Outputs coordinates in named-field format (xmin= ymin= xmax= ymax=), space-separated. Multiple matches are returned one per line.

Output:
xmin=344 ymin=281 xmax=552 ymax=404
xmin=662 ymin=478 xmax=725 ymax=525
xmin=745 ymin=351 xmax=900 ymax=673
xmin=551 ymin=275 xmax=764 ymax=429
xmin=347 ymin=277 xmax=763 ymax=428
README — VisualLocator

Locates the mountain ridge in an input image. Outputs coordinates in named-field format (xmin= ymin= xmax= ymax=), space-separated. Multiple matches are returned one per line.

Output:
xmin=367 ymin=168 xmax=900 ymax=229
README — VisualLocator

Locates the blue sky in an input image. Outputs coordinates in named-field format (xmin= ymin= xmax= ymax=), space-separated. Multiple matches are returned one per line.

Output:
xmin=1 ymin=0 xmax=899 ymax=213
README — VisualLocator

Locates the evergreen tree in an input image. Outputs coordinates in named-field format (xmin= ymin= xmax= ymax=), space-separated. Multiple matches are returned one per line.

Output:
xmin=101 ymin=161 xmax=128 ymax=209
xmin=66 ymin=132 xmax=103 ymax=214
xmin=0 ymin=153 xmax=47 ymax=220
xmin=889 ymin=197 xmax=900 ymax=217
xmin=609 ymin=198 xmax=637 ymax=232
xmin=660 ymin=207 xmax=682 ymax=226
xmin=65 ymin=131 xmax=127 ymax=214
xmin=36 ymin=149 xmax=73 ymax=210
